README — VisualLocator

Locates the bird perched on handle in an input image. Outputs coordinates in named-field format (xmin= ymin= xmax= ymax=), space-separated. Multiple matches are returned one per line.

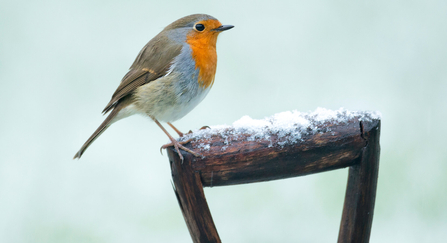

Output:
xmin=73 ymin=14 xmax=233 ymax=160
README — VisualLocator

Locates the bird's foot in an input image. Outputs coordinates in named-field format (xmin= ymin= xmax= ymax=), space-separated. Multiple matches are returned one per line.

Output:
xmin=160 ymin=138 xmax=201 ymax=160
xmin=184 ymin=126 xmax=210 ymax=135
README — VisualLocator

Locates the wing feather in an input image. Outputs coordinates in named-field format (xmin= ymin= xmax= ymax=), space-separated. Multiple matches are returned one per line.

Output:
xmin=102 ymin=33 xmax=183 ymax=114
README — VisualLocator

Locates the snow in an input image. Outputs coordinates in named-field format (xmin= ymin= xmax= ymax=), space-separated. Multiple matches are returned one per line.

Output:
xmin=178 ymin=108 xmax=381 ymax=149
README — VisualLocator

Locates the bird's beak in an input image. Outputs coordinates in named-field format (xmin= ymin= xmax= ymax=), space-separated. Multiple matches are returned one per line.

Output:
xmin=212 ymin=25 xmax=234 ymax=32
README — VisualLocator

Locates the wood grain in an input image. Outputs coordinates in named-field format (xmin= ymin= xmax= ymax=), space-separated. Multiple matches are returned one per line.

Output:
xmin=185 ymin=117 xmax=374 ymax=187
xmin=169 ymin=150 xmax=221 ymax=243
xmin=338 ymin=121 xmax=381 ymax=243
xmin=168 ymin=116 xmax=381 ymax=243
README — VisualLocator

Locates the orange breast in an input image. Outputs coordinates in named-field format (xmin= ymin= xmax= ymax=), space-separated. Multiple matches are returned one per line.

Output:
xmin=186 ymin=19 xmax=222 ymax=89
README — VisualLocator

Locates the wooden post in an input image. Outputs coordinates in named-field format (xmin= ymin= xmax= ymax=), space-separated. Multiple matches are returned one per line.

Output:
xmin=168 ymin=115 xmax=380 ymax=243
xmin=169 ymin=151 xmax=221 ymax=243
xmin=338 ymin=121 xmax=381 ymax=243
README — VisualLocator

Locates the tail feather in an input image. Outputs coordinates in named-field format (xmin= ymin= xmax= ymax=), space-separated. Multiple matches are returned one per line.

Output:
xmin=73 ymin=106 xmax=122 ymax=159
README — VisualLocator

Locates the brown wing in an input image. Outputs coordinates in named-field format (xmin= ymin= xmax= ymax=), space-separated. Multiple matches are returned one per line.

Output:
xmin=102 ymin=33 xmax=183 ymax=114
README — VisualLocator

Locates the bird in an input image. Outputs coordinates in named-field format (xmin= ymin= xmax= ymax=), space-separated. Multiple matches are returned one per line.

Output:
xmin=73 ymin=14 xmax=233 ymax=160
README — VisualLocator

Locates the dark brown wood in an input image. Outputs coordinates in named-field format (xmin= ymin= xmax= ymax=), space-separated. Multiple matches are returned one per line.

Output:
xmin=168 ymin=150 xmax=221 ymax=243
xmin=168 ymin=115 xmax=380 ymax=243
xmin=338 ymin=121 xmax=381 ymax=243
xmin=187 ymin=117 xmax=372 ymax=187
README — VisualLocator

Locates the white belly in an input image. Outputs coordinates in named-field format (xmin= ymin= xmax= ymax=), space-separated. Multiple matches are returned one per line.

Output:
xmin=133 ymin=72 xmax=211 ymax=122
xmin=154 ymin=85 xmax=210 ymax=122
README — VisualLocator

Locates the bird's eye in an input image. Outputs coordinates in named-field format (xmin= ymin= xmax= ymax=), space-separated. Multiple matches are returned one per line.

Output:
xmin=195 ymin=24 xmax=205 ymax=31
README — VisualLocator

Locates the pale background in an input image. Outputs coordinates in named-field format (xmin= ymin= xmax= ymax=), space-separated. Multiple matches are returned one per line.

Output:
xmin=1 ymin=0 xmax=446 ymax=242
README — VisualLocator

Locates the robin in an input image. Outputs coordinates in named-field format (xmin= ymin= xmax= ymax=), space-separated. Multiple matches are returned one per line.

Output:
xmin=73 ymin=14 xmax=233 ymax=160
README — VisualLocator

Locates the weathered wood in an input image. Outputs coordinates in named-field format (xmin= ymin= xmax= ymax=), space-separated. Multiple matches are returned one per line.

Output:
xmin=338 ymin=121 xmax=380 ymax=243
xmin=169 ymin=150 xmax=221 ymax=243
xmin=187 ymin=117 xmax=374 ymax=187
xmin=168 ymin=114 xmax=380 ymax=243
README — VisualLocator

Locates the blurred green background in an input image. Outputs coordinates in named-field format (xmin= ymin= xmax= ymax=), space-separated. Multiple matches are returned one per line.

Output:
xmin=1 ymin=0 xmax=446 ymax=242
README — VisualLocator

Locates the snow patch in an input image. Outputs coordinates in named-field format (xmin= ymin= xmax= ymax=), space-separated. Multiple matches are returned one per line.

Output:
xmin=179 ymin=108 xmax=381 ymax=150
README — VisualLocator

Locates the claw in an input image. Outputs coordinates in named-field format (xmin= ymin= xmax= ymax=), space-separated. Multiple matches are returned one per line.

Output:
xmin=161 ymin=138 xmax=201 ymax=160
xmin=161 ymin=138 xmax=193 ymax=149
xmin=185 ymin=126 xmax=209 ymax=135
xmin=152 ymin=119 xmax=202 ymax=160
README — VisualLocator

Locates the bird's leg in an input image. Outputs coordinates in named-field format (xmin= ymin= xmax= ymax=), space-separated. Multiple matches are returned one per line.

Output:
xmin=153 ymin=118 xmax=201 ymax=160
xmin=167 ymin=122 xmax=184 ymax=137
